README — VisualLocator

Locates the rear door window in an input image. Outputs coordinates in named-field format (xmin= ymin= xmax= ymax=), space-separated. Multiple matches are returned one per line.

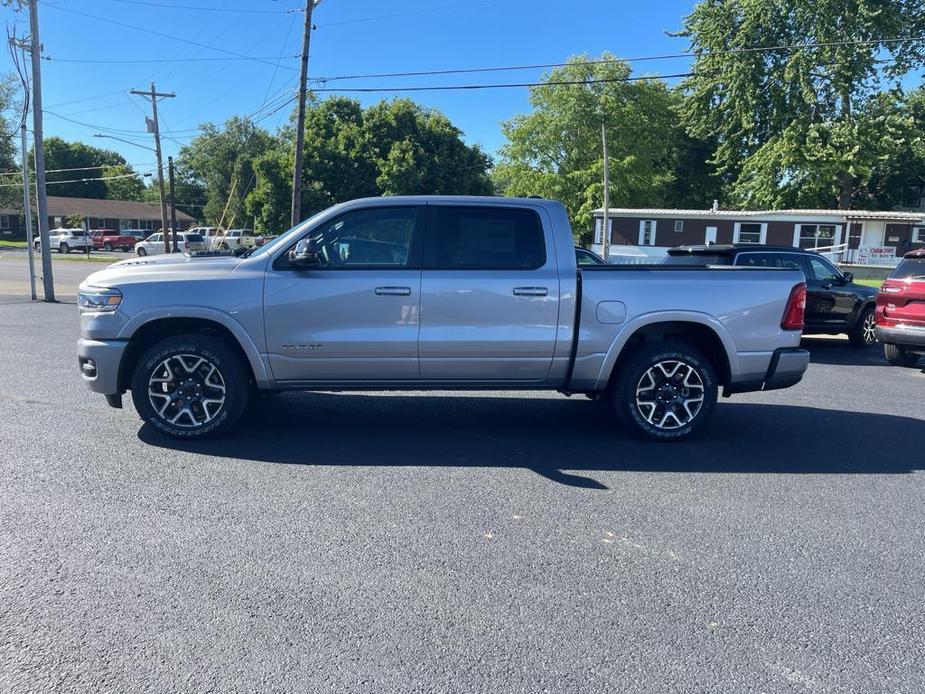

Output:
xmin=427 ymin=206 xmax=545 ymax=270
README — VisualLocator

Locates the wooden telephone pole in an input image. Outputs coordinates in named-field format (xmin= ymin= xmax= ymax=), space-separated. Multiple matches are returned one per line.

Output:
xmin=28 ymin=0 xmax=54 ymax=300
xmin=130 ymin=83 xmax=174 ymax=253
xmin=290 ymin=0 xmax=321 ymax=227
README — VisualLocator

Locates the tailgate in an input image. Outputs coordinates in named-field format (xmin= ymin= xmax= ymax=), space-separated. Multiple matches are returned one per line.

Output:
xmin=882 ymin=279 xmax=925 ymax=324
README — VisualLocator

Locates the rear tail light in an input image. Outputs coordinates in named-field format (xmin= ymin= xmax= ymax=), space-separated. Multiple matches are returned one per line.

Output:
xmin=184 ymin=242 xmax=189 ymax=250
xmin=781 ymin=282 xmax=806 ymax=330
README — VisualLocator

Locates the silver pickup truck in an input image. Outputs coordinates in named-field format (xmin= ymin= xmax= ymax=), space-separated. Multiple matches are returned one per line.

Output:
xmin=77 ymin=196 xmax=809 ymax=441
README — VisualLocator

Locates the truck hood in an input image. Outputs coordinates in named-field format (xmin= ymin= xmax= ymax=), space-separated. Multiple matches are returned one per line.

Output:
xmin=81 ymin=252 xmax=247 ymax=289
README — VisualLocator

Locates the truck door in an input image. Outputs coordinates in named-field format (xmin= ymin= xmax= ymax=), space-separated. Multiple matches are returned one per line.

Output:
xmin=419 ymin=204 xmax=559 ymax=381
xmin=263 ymin=205 xmax=424 ymax=382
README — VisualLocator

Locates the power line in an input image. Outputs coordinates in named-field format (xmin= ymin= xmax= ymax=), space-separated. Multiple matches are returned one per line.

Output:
xmin=0 ymin=171 xmax=152 ymax=188
xmin=104 ymin=0 xmax=300 ymax=13
xmin=42 ymin=54 xmax=300 ymax=65
xmin=45 ymin=4 xmax=299 ymax=70
xmin=310 ymin=72 xmax=699 ymax=93
xmin=310 ymin=35 xmax=925 ymax=84
xmin=0 ymin=163 xmax=156 ymax=178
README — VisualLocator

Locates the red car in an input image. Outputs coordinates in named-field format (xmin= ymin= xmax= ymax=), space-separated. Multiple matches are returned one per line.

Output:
xmin=89 ymin=229 xmax=138 ymax=253
xmin=875 ymin=249 xmax=925 ymax=366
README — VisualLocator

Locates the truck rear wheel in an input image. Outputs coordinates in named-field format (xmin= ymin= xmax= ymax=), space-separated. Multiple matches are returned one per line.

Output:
xmin=611 ymin=342 xmax=718 ymax=441
xmin=130 ymin=333 xmax=249 ymax=439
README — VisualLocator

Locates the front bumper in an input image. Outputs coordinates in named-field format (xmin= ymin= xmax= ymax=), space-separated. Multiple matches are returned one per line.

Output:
xmin=77 ymin=337 xmax=129 ymax=395
xmin=876 ymin=324 xmax=925 ymax=349
xmin=726 ymin=347 xmax=810 ymax=395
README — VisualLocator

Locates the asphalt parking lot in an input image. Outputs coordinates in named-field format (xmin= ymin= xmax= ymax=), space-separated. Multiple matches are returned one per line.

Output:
xmin=1 ymin=294 xmax=924 ymax=692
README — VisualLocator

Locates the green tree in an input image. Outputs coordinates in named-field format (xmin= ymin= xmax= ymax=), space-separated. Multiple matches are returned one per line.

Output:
xmin=493 ymin=54 xmax=679 ymax=241
xmin=102 ymin=164 xmax=145 ymax=201
xmin=0 ymin=74 xmax=20 ymax=209
xmin=679 ymin=0 xmax=925 ymax=209
xmin=855 ymin=86 xmax=925 ymax=210
xmin=179 ymin=116 xmax=274 ymax=228
xmin=244 ymin=97 xmax=493 ymax=233
xmin=41 ymin=137 xmax=126 ymax=198
xmin=363 ymin=99 xmax=493 ymax=196
xmin=143 ymin=166 xmax=207 ymax=221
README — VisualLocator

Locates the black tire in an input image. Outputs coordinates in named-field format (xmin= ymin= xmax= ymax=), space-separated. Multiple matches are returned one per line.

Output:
xmin=59 ymin=243 xmax=68 ymax=254
xmin=103 ymin=242 xmax=113 ymax=252
xmin=33 ymin=242 xmax=41 ymax=253
xmin=883 ymin=343 xmax=920 ymax=367
xmin=611 ymin=342 xmax=718 ymax=441
xmin=137 ymin=247 xmax=147 ymax=257
xmin=130 ymin=333 xmax=250 ymax=439
xmin=849 ymin=306 xmax=877 ymax=347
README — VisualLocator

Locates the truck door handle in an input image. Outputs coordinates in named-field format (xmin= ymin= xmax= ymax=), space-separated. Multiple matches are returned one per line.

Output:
xmin=375 ymin=286 xmax=412 ymax=296
xmin=513 ymin=287 xmax=548 ymax=297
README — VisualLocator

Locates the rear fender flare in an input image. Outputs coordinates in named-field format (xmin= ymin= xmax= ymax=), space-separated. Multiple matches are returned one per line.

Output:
xmin=594 ymin=310 xmax=738 ymax=390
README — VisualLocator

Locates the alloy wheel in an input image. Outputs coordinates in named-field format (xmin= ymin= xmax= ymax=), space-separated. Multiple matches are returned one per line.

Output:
xmin=147 ymin=354 xmax=227 ymax=428
xmin=635 ymin=359 xmax=706 ymax=430
xmin=862 ymin=312 xmax=876 ymax=345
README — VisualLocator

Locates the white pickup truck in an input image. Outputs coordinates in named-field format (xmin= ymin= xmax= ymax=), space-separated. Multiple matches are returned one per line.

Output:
xmin=77 ymin=196 xmax=809 ymax=441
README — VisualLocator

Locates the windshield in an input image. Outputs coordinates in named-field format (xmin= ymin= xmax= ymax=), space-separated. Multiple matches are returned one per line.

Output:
xmin=890 ymin=257 xmax=925 ymax=280
xmin=246 ymin=205 xmax=342 ymax=259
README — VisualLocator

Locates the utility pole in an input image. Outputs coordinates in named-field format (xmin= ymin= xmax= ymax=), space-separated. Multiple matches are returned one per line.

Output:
xmin=290 ymin=0 xmax=320 ymax=227
xmin=29 ymin=0 xmax=54 ymax=301
xmin=20 ymin=123 xmax=36 ymax=301
xmin=601 ymin=123 xmax=610 ymax=263
xmin=168 ymin=156 xmax=179 ymax=252
xmin=130 ymin=83 xmax=174 ymax=253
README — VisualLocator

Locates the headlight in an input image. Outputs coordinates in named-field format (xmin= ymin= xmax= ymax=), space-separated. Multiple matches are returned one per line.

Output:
xmin=78 ymin=287 xmax=123 ymax=312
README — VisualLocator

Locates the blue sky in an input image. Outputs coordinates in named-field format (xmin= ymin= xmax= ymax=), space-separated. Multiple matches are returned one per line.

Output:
xmin=4 ymin=0 xmax=697 ymax=173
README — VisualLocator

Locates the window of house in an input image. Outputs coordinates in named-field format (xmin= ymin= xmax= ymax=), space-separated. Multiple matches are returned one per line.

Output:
xmin=638 ymin=220 xmax=656 ymax=246
xmin=0 ymin=214 xmax=10 ymax=230
xmin=913 ymin=227 xmax=924 ymax=243
xmin=734 ymin=222 xmax=766 ymax=244
xmin=674 ymin=220 xmax=683 ymax=232
xmin=797 ymin=224 xmax=837 ymax=249
xmin=595 ymin=218 xmax=613 ymax=245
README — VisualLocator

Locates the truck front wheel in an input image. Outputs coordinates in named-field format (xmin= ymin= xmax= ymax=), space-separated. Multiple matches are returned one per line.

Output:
xmin=612 ymin=342 xmax=718 ymax=441
xmin=130 ymin=333 xmax=249 ymax=439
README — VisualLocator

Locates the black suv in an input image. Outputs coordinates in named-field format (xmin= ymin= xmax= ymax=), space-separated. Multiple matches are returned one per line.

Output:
xmin=666 ymin=244 xmax=878 ymax=347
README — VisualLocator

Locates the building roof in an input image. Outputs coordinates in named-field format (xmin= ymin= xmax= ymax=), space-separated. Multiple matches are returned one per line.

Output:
xmin=46 ymin=196 xmax=195 ymax=222
xmin=593 ymin=207 xmax=925 ymax=223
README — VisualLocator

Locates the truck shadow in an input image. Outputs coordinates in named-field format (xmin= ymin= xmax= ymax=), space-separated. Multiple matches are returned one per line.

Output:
xmin=138 ymin=393 xmax=924 ymax=489
xmin=800 ymin=337 xmax=892 ymax=367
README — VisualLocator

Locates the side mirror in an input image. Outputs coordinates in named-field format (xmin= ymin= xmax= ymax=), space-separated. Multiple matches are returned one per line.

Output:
xmin=289 ymin=238 xmax=322 ymax=268
xmin=842 ymin=271 xmax=854 ymax=283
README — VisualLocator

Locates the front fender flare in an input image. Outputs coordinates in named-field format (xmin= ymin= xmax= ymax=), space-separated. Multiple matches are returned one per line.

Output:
xmin=117 ymin=305 xmax=273 ymax=388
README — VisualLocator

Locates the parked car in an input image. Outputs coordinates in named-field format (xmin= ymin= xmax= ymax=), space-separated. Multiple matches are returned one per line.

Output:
xmin=78 ymin=196 xmax=809 ymax=442
xmin=211 ymin=228 xmax=257 ymax=251
xmin=665 ymin=244 xmax=878 ymax=347
xmin=576 ymin=247 xmax=607 ymax=265
xmin=875 ymin=249 xmax=925 ymax=367
xmin=89 ymin=229 xmax=139 ymax=253
xmin=34 ymin=228 xmax=93 ymax=254
xmin=134 ymin=232 xmax=207 ymax=257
